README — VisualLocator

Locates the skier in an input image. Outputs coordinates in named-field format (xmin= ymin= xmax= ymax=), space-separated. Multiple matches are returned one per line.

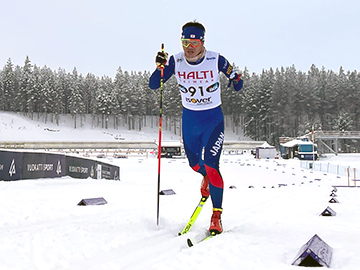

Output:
xmin=149 ymin=21 xmax=243 ymax=234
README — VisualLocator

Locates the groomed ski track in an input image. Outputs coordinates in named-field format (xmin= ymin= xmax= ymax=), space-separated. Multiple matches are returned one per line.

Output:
xmin=1 ymin=156 xmax=360 ymax=269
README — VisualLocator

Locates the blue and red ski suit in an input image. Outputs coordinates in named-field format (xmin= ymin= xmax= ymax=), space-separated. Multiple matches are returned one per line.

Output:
xmin=149 ymin=51 xmax=243 ymax=209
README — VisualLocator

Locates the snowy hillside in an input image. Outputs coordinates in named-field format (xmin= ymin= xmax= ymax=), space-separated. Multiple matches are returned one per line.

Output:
xmin=0 ymin=112 xmax=248 ymax=142
xmin=0 ymin=112 xmax=179 ymax=142
xmin=1 ymin=112 xmax=360 ymax=269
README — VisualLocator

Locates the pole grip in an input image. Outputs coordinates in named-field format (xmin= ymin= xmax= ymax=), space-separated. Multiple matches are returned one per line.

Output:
xmin=160 ymin=43 xmax=165 ymax=77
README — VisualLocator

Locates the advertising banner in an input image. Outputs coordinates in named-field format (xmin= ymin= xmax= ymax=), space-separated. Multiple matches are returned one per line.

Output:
xmin=0 ymin=150 xmax=119 ymax=181
xmin=97 ymin=161 xmax=120 ymax=180
xmin=22 ymin=152 xmax=66 ymax=179
xmin=0 ymin=150 xmax=23 ymax=181
xmin=66 ymin=156 xmax=96 ymax=179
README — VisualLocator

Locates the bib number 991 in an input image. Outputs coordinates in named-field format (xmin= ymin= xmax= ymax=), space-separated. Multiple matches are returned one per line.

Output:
xmin=179 ymin=83 xmax=219 ymax=96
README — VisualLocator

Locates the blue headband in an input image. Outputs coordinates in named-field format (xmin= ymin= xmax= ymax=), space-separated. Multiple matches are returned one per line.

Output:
xmin=181 ymin=26 xmax=205 ymax=41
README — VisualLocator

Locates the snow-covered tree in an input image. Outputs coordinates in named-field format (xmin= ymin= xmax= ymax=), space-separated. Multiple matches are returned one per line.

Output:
xmin=17 ymin=56 xmax=35 ymax=112
xmin=68 ymin=68 xmax=85 ymax=128
xmin=0 ymin=58 xmax=17 ymax=111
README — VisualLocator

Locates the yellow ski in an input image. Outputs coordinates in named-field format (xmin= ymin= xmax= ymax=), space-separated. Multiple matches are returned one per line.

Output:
xmin=178 ymin=196 xmax=208 ymax=235
xmin=187 ymin=230 xmax=216 ymax=247
xmin=187 ymin=230 xmax=230 ymax=247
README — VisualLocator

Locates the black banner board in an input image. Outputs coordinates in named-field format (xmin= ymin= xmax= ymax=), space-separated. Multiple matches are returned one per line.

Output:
xmin=22 ymin=152 xmax=46 ymax=179
xmin=46 ymin=153 xmax=66 ymax=178
xmin=0 ymin=150 xmax=23 ymax=180
xmin=22 ymin=152 xmax=66 ymax=179
xmin=0 ymin=150 xmax=119 ymax=181
xmin=97 ymin=161 xmax=120 ymax=180
xmin=66 ymin=156 xmax=96 ymax=179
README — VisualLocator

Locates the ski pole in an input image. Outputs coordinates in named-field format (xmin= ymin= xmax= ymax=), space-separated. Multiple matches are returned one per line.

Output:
xmin=157 ymin=43 xmax=165 ymax=227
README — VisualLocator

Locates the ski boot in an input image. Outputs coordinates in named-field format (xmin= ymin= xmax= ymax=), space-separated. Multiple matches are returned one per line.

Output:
xmin=209 ymin=208 xmax=223 ymax=235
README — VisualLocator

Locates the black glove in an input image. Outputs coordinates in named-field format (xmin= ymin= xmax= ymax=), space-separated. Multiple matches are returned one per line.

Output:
xmin=155 ymin=51 xmax=168 ymax=68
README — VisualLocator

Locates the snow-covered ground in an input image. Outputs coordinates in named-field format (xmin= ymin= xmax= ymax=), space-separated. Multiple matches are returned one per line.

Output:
xmin=1 ymin=112 xmax=360 ymax=270
xmin=0 ymin=112 xmax=182 ymax=142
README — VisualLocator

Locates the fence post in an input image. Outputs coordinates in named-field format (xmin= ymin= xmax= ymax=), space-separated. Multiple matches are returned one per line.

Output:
xmin=354 ymin=168 xmax=357 ymax=187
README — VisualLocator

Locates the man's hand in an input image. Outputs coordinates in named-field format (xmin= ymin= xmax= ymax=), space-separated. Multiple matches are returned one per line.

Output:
xmin=155 ymin=51 xmax=168 ymax=68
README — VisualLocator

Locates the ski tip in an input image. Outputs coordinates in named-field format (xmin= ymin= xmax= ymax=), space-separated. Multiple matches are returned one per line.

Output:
xmin=187 ymin=238 xmax=194 ymax=247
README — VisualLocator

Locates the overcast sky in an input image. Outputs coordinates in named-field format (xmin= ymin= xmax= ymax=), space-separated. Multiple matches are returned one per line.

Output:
xmin=1 ymin=0 xmax=359 ymax=78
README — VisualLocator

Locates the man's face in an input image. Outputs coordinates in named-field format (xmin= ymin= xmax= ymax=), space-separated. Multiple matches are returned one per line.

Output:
xmin=181 ymin=39 xmax=204 ymax=59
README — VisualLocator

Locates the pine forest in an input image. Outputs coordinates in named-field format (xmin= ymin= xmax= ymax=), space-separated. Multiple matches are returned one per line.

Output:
xmin=1 ymin=56 xmax=359 ymax=148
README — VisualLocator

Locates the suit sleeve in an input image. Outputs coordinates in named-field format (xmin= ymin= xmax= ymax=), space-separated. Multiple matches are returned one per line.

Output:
xmin=218 ymin=55 xmax=235 ymax=79
xmin=218 ymin=55 xmax=243 ymax=92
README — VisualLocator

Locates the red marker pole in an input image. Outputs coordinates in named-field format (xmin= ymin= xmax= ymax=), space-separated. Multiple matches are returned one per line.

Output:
xmin=157 ymin=43 xmax=165 ymax=227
